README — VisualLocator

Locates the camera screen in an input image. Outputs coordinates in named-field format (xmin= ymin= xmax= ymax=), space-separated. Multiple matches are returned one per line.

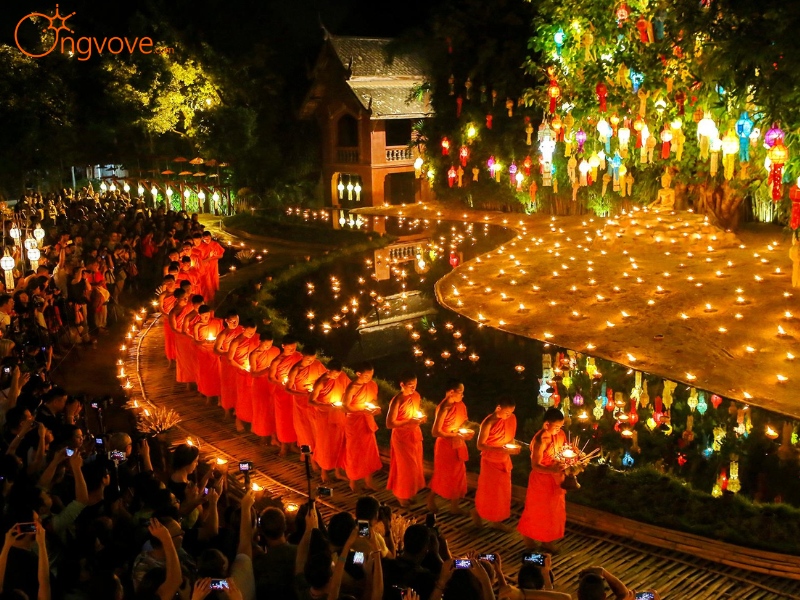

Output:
xmin=65 ymin=448 xmax=74 ymax=457
xmin=634 ymin=593 xmax=655 ymax=600
xmin=95 ymin=437 xmax=104 ymax=446
xmin=478 ymin=553 xmax=496 ymax=563
xmin=239 ymin=462 xmax=251 ymax=472
xmin=18 ymin=523 xmax=36 ymax=534
xmin=454 ymin=559 xmax=472 ymax=569
xmin=317 ymin=486 xmax=333 ymax=498
xmin=352 ymin=551 xmax=365 ymax=566
xmin=357 ymin=520 xmax=370 ymax=537
xmin=209 ymin=579 xmax=229 ymax=590
xmin=522 ymin=552 xmax=545 ymax=566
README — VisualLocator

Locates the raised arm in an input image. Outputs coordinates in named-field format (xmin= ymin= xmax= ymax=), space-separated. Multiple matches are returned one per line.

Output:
xmin=35 ymin=522 xmax=50 ymax=600
xmin=237 ymin=490 xmax=255 ymax=558
xmin=150 ymin=519 xmax=182 ymax=600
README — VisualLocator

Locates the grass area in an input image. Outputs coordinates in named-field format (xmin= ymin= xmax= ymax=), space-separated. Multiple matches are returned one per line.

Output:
xmin=569 ymin=466 xmax=800 ymax=556
xmin=224 ymin=213 xmax=384 ymax=246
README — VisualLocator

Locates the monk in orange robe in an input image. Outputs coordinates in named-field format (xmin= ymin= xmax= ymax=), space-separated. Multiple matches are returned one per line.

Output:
xmin=159 ymin=276 xmax=178 ymax=365
xmin=285 ymin=346 xmax=327 ymax=461
xmin=471 ymin=397 xmax=519 ymax=531
xmin=268 ymin=336 xmax=302 ymax=456
xmin=427 ymin=379 xmax=473 ymax=515
xmin=227 ymin=319 xmax=260 ymax=432
xmin=518 ymin=407 xmax=567 ymax=552
xmin=191 ymin=305 xmax=224 ymax=402
xmin=386 ymin=372 xmax=427 ymax=507
xmin=213 ymin=309 xmax=243 ymax=418
xmin=249 ymin=331 xmax=280 ymax=444
xmin=171 ymin=293 xmax=202 ymax=385
xmin=190 ymin=233 xmax=210 ymax=299
xmin=309 ymin=359 xmax=350 ymax=483
xmin=342 ymin=362 xmax=383 ymax=492
xmin=201 ymin=231 xmax=225 ymax=297
xmin=175 ymin=256 xmax=200 ymax=296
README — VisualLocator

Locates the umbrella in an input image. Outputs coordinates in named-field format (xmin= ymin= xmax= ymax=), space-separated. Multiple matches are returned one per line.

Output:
xmin=189 ymin=157 xmax=204 ymax=165
xmin=161 ymin=170 xmax=175 ymax=175
xmin=219 ymin=162 xmax=230 ymax=168
xmin=178 ymin=171 xmax=193 ymax=176
xmin=173 ymin=156 xmax=188 ymax=163
xmin=192 ymin=172 xmax=206 ymax=177
xmin=205 ymin=159 xmax=217 ymax=167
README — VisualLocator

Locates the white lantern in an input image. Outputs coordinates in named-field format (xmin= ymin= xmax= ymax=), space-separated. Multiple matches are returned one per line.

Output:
xmin=99 ymin=182 xmax=107 ymax=192
xmin=138 ymin=185 xmax=145 ymax=197
xmin=150 ymin=186 xmax=158 ymax=198
xmin=27 ymin=247 xmax=40 ymax=271
xmin=24 ymin=236 xmax=37 ymax=251
xmin=212 ymin=191 xmax=220 ymax=203
xmin=198 ymin=191 xmax=206 ymax=201
xmin=183 ymin=189 xmax=191 ymax=199
xmin=1 ymin=253 xmax=15 ymax=291
xmin=9 ymin=226 xmax=20 ymax=245
xmin=33 ymin=225 xmax=45 ymax=247
xmin=109 ymin=183 xmax=117 ymax=192
xmin=166 ymin=188 xmax=174 ymax=198
xmin=123 ymin=183 xmax=130 ymax=193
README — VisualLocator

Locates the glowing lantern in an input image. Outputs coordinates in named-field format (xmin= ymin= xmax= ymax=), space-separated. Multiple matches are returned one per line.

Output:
xmin=123 ymin=183 xmax=130 ymax=193
xmin=137 ymin=185 xmax=145 ymax=196
xmin=575 ymin=129 xmax=587 ymax=152
xmin=33 ymin=224 xmax=45 ymax=247
xmin=413 ymin=157 xmax=423 ymax=178
xmin=9 ymin=226 xmax=20 ymax=246
xmin=447 ymin=166 xmax=457 ymax=188
xmin=596 ymin=81 xmax=608 ymax=112
xmin=166 ymin=187 xmax=173 ymax=199
xmin=735 ymin=112 xmax=753 ymax=162
xmin=183 ymin=189 xmax=191 ymax=199
xmin=99 ymin=182 xmax=107 ymax=192
xmin=466 ymin=123 xmax=477 ymax=139
xmin=27 ymin=247 xmax=40 ymax=271
xmin=547 ymin=80 xmax=560 ymax=114
xmin=629 ymin=70 xmax=644 ymax=92
xmin=1 ymin=252 xmax=15 ymax=291
xmin=764 ymin=123 xmax=784 ymax=148
xmin=150 ymin=186 xmax=158 ymax=200
xmin=696 ymin=112 xmax=716 ymax=159
xmin=767 ymin=139 xmax=789 ymax=201
xmin=618 ymin=126 xmax=631 ymax=156
xmin=441 ymin=137 xmax=450 ymax=156
xmin=337 ymin=178 xmax=345 ymax=198
xmin=212 ymin=191 xmax=220 ymax=204
xmin=789 ymin=178 xmax=800 ymax=229
xmin=721 ymin=130 xmax=739 ymax=180
xmin=23 ymin=236 xmax=37 ymax=252
xmin=660 ymin=126 xmax=673 ymax=159
xmin=616 ymin=1 xmax=630 ymax=25
xmin=459 ymin=146 xmax=469 ymax=167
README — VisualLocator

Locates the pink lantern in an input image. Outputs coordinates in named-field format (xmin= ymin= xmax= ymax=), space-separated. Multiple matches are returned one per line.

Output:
xmin=764 ymin=123 xmax=785 ymax=148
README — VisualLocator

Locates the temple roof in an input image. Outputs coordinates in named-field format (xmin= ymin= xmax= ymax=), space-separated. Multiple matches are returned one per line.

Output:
xmin=347 ymin=81 xmax=430 ymax=119
xmin=327 ymin=35 xmax=426 ymax=79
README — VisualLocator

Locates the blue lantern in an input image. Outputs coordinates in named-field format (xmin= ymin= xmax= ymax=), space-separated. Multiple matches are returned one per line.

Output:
xmin=629 ymin=70 xmax=644 ymax=92
xmin=735 ymin=112 xmax=753 ymax=162
xmin=622 ymin=452 xmax=635 ymax=468
xmin=696 ymin=391 xmax=708 ymax=415
xmin=554 ymin=28 xmax=566 ymax=55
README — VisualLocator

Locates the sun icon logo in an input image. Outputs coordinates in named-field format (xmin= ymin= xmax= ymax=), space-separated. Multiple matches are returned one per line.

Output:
xmin=14 ymin=4 xmax=77 ymax=58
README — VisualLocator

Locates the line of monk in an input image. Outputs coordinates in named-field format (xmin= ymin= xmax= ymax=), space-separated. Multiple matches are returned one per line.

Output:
xmin=157 ymin=254 xmax=567 ymax=546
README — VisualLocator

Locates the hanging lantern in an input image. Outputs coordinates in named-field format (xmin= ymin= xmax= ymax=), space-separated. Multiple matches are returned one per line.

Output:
xmin=0 ymin=252 xmax=14 ymax=291
xmin=721 ymin=130 xmax=739 ymax=180
xmin=33 ymin=224 xmax=45 ymax=247
xmin=547 ymin=79 xmax=560 ymax=115
xmin=767 ymin=139 xmax=789 ymax=201
xmin=212 ymin=191 xmax=220 ymax=204
xmin=166 ymin=187 xmax=174 ymax=199
xmin=523 ymin=155 xmax=533 ymax=176
xmin=183 ymin=189 xmax=191 ymax=199
xmin=629 ymin=70 xmax=644 ymax=93
xmin=9 ymin=226 xmax=20 ymax=246
xmin=710 ymin=394 xmax=723 ymax=409
xmin=615 ymin=1 xmax=630 ymax=25
xmin=150 ymin=186 xmax=158 ymax=200
xmin=99 ymin=182 xmax=107 ymax=192
xmin=674 ymin=90 xmax=686 ymax=115
xmin=346 ymin=180 xmax=354 ymax=201
xmin=696 ymin=112 xmax=716 ymax=160
xmin=575 ymin=129 xmax=587 ymax=152
xmin=466 ymin=123 xmax=477 ymax=139
xmin=618 ymin=126 xmax=631 ymax=157
xmin=597 ymin=118 xmax=612 ymax=153
xmin=596 ymin=81 xmax=608 ymax=112
xmin=447 ymin=166 xmax=457 ymax=188
xmin=660 ymin=126 xmax=673 ymax=159
xmin=551 ymin=114 xmax=563 ymax=140
xmin=459 ymin=146 xmax=469 ymax=167
xmin=337 ymin=177 xmax=345 ymax=198
xmin=735 ymin=112 xmax=753 ymax=162
xmin=413 ymin=157 xmax=424 ymax=178
xmin=23 ymin=236 xmax=37 ymax=252
xmin=578 ymin=159 xmax=590 ymax=186
xmin=354 ymin=181 xmax=362 ymax=202
xmin=635 ymin=15 xmax=652 ymax=43
xmin=790 ymin=178 xmax=800 ymax=229
xmin=122 ymin=183 xmax=129 ymax=193
xmin=27 ymin=247 xmax=40 ymax=271
xmin=764 ymin=123 xmax=785 ymax=148
xmin=486 ymin=114 xmax=493 ymax=129
xmin=554 ymin=28 xmax=565 ymax=54
xmin=198 ymin=191 xmax=206 ymax=203
xmin=137 ymin=185 xmax=145 ymax=197
xmin=508 ymin=162 xmax=518 ymax=186
xmin=441 ymin=137 xmax=450 ymax=156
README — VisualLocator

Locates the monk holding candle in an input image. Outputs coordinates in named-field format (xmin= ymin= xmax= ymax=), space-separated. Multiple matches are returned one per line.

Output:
xmin=268 ymin=336 xmax=302 ymax=456
xmin=173 ymin=294 xmax=203 ymax=386
xmin=386 ymin=372 xmax=426 ymax=507
xmin=471 ymin=396 xmax=519 ymax=531
xmin=214 ymin=309 xmax=243 ymax=419
xmin=201 ymin=231 xmax=225 ymax=297
xmin=227 ymin=319 xmax=260 ymax=432
xmin=285 ymin=346 xmax=327 ymax=461
xmin=309 ymin=359 xmax=350 ymax=483
xmin=192 ymin=305 xmax=224 ymax=403
xmin=518 ymin=407 xmax=567 ymax=552
xmin=159 ymin=275 xmax=177 ymax=365
xmin=427 ymin=379 xmax=472 ymax=515
xmin=342 ymin=362 xmax=383 ymax=493
xmin=249 ymin=331 xmax=281 ymax=446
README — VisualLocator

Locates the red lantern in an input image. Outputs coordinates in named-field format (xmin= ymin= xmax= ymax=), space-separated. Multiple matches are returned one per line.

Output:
xmin=633 ymin=117 xmax=645 ymax=148
xmin=447 ymin=166 xmax=457 ymax=188
xmin=456 ymin=96 xmax=463 ymax=118
xmin=677 ymin=453 xmax=688 ymax=467
xmin=790 ymin=180 xmax=800 ymax=229
xmin=635 ymin=16 xmax=651 ymax=42
xmin=674 ymin=90 xmax=686 ymax=115
xmin=486 ymin=114 xmax=493 ymax=129
xmin=616 ymin=1 xmax=630 ymax=25
xmin=441 ymin=137 xmax=450 ymax=156
xmin=449 ymin=251 xmax=460 ymax=268
xmin=768 ymin=139 xmax=789 ymax=201
xmin=523 ymin=155 xmax=533 ymax=176
xmin=547 ymin=80 xmax=560 ymax=115
xmin=596 ymin=81 xmax=608 ymax=112
xmin=459 ymin=146 xmax=469 ymax=167
xmin=660 ymin=125 xmax=673 ymax=159
xmin=710 ymin=394 xmax=723 ymax=409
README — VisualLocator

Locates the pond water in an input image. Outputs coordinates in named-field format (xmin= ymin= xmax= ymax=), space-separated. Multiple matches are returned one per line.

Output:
xmin=266 ymin=220 xmax=800 ymax=505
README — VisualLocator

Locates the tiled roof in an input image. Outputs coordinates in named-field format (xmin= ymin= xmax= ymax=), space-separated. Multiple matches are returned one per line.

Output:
xmin=347 ymin=81 xmax=431 ymax=119
xmin=328 ymin=35 xmax=425 ymax=79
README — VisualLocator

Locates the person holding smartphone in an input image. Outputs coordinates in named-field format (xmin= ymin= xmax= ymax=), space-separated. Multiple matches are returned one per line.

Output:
xmin=494 ymin=553 xmax=570 ymax=600
xmin=577 ymin=567 xmax=659 ymax=600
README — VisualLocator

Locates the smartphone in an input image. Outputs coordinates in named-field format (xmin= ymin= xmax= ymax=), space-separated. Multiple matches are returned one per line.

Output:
xmin=95 ymin=437 xmax=104 ymax=448
xmin=634 ymin=593 xmax=655 ymax=600
xmin=238 ymin=461 xmax=252 ymax=472
xmin=351 ymin=551 xmax=365 ymax=566
xmin=522 ymin=552 xmax=546 ymax=566
xmin=108 ymin=450 xmax=126 ymax=461
xmin=91 ymin=402 xmax=99 ymax=409
xmin=210 ymin=579 xmax=229 ymax=591
xmin=478 ymin=553 xmax=497 ymax=563
xmin=65 ymin=448 xmax=75 ymax=457
xmin=317 ymin=486 xmax=333 ymax=498
xmin=17 ymin=523 xmax=36 ymax=534
xmin=357 ymin=519 xmax=370 ymax=538
xmin=203 ymin=487 xmax=210 ymax=496
xmin=3 ymin=367 xmax=10 ymax=374
xmin=300 ymin=444 xmax=311 ymax=455
xmin=454 ymin=558 xmax=472 ymax=569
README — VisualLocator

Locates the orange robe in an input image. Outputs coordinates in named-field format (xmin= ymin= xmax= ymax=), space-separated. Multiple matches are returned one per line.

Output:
xmin=194 ymin=318 xmax=224 ymax=397
xmin=203 ymin=240 xmax=224 ymax=296
xmin=429 ymin=400 xmax=469 ymax=501
xmin=518 ymin=429 xmax=567 ymax=543
xmin=312 ymin=372 xmax=351 ymax=471
xmin=175 ymin=269 xmax=200 ymax=296
xmin=272 ymin=352 xmax=302 ymax=443
xmin=386 ymin=392 xmax=426 ymax=500
xmin=250 ymin=346 xmax=280 ymax=437
xmin=217 ymin=326 xmax=243 ymax=410
xmin=191 ymin=245 xmax=210 ymax=299
xmin=289 ymin=360 xmax=328 ymax=450
xmin=231 ymin=333 xmax=260 ymax=423
xmin=162 ymin=294 xmax=177 ymax=361
xmin=174 ymin=305 xmax=197 ymax=384
xmin=474 ymin=414 xmax=517 ymax=522
xmin=344 ymin=381 xmax=383 ymax=481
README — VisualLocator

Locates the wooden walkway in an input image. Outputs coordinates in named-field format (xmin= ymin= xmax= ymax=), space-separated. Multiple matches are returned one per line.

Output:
xmin=130 ymin=314 xmax=800 ymax=599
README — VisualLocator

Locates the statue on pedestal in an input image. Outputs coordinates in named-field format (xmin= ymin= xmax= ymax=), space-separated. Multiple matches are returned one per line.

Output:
xmin=649 ymin=169 xmax=675 ymax=211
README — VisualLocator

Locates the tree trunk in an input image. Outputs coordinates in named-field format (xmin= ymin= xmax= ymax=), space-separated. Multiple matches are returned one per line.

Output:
xmin=693 ymin=180 xmax=745 ymax=231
